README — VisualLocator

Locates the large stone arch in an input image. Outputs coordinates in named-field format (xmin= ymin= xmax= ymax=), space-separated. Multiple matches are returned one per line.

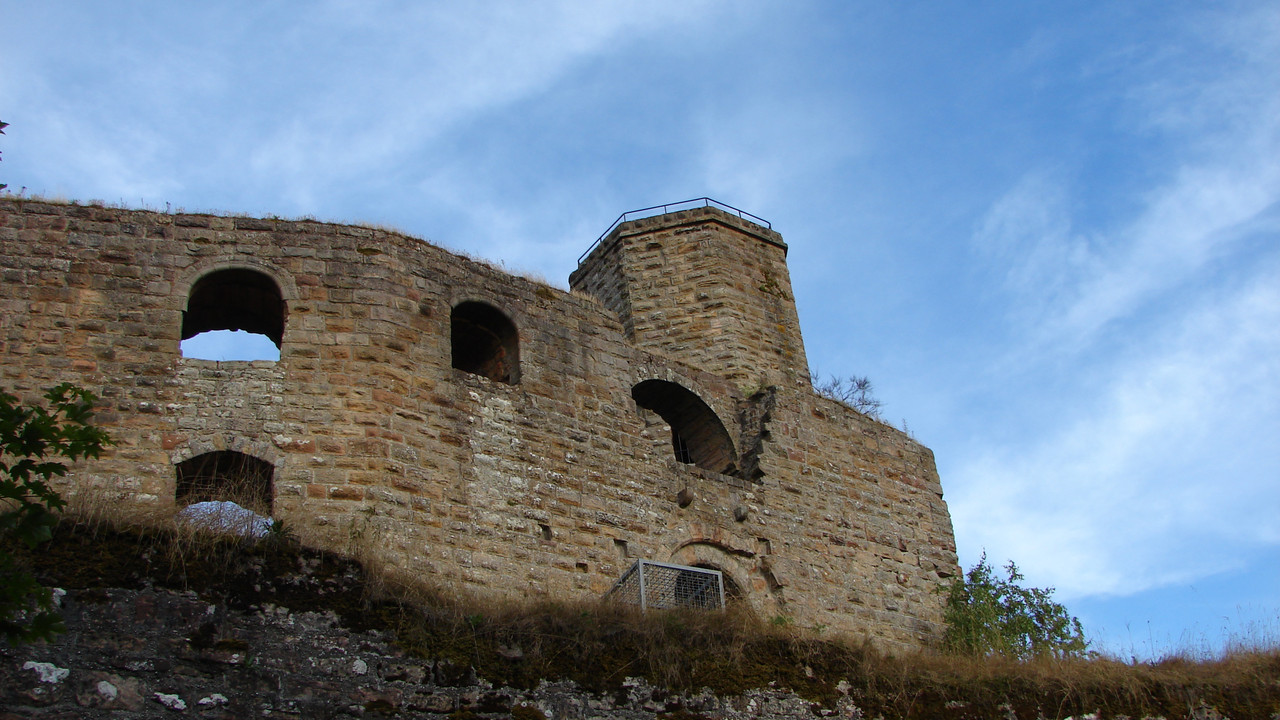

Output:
xmin=632 ymin=379 xmax=737 ymax=475
xmin=629 ymin=361 xmax=740 ymax=449
xmin=169 ymin=435 xmax=282 ymax=472
xmin=174 ymin=257 xmax=300 ymax=303
xmin=168 ymin=436 xmax=283 ymax=516
xmin=174 ymin=451 xmax=274 ymax=514
xmin=669 ymin=537 xmax=788 ymax=619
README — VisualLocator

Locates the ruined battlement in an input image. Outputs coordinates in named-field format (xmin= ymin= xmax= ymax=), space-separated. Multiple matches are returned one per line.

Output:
xmin=0 ymin=197 xmax=957 ymax=649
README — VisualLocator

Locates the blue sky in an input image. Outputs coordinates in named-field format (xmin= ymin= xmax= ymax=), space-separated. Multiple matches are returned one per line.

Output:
xmin=3 ymin=1 xmax=1277 ymax=658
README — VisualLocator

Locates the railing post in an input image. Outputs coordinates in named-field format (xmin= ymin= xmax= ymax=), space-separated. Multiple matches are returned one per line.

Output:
xmin=637 ymin=559 xmax=648 ymax=612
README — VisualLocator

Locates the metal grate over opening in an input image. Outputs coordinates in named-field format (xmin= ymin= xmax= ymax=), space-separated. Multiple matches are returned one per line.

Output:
xmin=607 ymin=559 xmax=725 ymax=611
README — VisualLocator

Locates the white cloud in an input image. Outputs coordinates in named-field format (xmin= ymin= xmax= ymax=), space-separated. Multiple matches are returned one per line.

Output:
xmin=23 ymin=110 xmax=181 ymax=202
xmin=972 ymin=170 xmax=1100 ymax=319
xmin=974 ymin=128 xmax=1279 ymax=365
xmin=5 ymin=1 xmax=731 ymax=210
xmin=956 ymin=6 xmax=1280 ymax=601
xmin=242 ymin=2 xmax=729 ymax=193
xmin=951 ymin=265 xmax=1280 ymax=598
xmin=973 ymin=3 xmax=1280 ymax=359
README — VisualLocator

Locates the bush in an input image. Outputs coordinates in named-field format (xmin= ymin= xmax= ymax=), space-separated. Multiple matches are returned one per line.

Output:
xmin=0 ymin=383 xmax=111 ymax=644
xmin=810 ymin=372 xmax=884 ymax=419
xmin=941 ymin=553 xmax=1088 ymax=659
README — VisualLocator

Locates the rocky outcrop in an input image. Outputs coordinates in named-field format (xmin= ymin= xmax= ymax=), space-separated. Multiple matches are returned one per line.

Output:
xmin=1 ymin=586 xmax=861 ymax=719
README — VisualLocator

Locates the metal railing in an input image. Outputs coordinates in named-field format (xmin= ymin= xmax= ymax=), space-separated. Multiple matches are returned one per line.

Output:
xmin=606 ymin=559 xmax=726 ymax=611
xmin=579 ymin=198 xmax=771 ymax=263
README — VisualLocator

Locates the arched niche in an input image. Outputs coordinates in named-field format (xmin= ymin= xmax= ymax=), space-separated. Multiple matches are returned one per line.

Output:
xmin=451 ymin=300 xmax=520 ymax=384
xmin=670 ymin=541 xmax=754 ymax=605
xmin=175 ymin=450 xmax=275 ymax=516
xmin=632 ymin=379 xmax=736 ymax=476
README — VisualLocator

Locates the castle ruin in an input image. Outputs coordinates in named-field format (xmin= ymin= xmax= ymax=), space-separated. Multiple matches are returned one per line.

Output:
xmin=0 ymin=197 xmax=957 ymax=649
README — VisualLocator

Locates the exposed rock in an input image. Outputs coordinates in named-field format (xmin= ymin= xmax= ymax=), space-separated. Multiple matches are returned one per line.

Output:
xmin=1 ymin=586 xmax=858 ymax=719
xmin=20 ymin=662 xmax=69 ymax=685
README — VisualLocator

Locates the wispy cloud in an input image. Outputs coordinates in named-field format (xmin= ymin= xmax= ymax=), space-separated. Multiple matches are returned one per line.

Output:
xmin=240 ymin=2 xmax=729 ymax=195
xmin=950 ymin=262 xmax=1280 ymax=597
xmin=5 ymin=2 xmax=730 ymax=210
xmin=955 ymin=3 xmax=1280 ymax=600
xmin=974 ymin=4 xmax=1280 ymax=360
xmin=694 ymin=93 xmax=869 ymax=212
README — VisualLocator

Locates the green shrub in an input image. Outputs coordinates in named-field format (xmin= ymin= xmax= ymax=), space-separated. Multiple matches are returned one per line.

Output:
xmin=941 ymin=553 xmax=1088 ymax=659
xmin=0 ymin=383 xmax=111 ymax=644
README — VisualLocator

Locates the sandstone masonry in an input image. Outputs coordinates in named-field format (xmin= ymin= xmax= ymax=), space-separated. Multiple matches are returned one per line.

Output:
xmin=0 ymin=197 xmax=957 ymax=649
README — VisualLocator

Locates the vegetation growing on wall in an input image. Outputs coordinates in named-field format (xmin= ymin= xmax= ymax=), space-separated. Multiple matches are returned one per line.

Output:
xmin=0 ymin=119 xmax=8 ymax=191
xmin=810 ymin=372 xmax=885 ymax=419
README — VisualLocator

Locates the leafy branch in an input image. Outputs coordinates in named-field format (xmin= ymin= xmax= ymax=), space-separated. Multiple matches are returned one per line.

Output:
xmin=1 ymin=383 xmax=113 ymax=644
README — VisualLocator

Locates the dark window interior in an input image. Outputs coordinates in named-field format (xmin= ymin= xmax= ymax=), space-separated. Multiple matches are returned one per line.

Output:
xmin=451 ymin=301 xmax=519 ymax=384
xmin=695 ymin=563 xmax=742 ymax=600
xmin=175 ymin=450 xmax=274 ymax=515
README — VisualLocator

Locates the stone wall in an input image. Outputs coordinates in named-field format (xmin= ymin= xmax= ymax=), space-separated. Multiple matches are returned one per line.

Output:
xmin=0 ymin=198 xmax=957 ymax=649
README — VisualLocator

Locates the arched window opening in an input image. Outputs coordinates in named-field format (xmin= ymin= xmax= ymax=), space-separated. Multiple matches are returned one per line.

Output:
xmin=175 ymin=451 xmax=274 ymax=516
xmin=451 ymin=301 xmax=519 ymax=384
xmin=181 ymin=268 xmax=285 ymax=361
xmin=632 ymin=379 xmax=737 ymax=476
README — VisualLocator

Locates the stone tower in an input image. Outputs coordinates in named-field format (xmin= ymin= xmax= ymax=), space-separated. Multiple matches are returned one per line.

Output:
xmin=570 ymin=200 xmax=810 ymax=388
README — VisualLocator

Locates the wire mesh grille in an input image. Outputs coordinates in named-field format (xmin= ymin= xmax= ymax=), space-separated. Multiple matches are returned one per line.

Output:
xmin=608 ymin=559 xmax=725 ymax=611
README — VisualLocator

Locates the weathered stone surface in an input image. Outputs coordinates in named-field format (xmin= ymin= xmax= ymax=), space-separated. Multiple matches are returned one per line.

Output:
xmin=0 ymin=586 xmax=859 ymax=719
xmin=0 ymin=198 xmax=957 ymax=649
